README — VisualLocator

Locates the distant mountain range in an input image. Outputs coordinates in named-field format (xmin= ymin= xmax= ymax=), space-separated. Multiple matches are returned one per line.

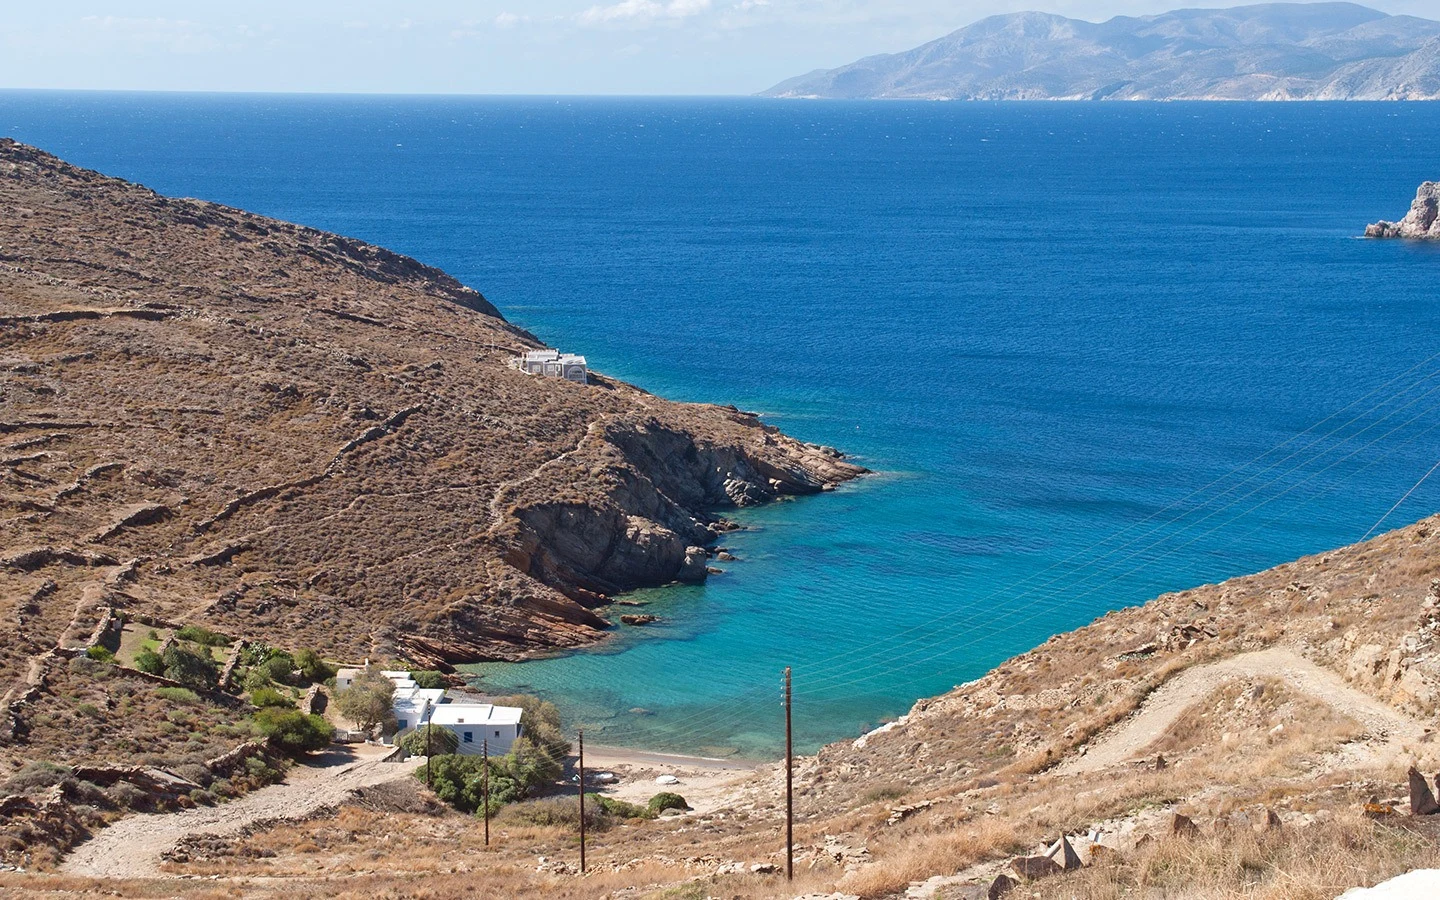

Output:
xmin=762 ymin=3 xmax=1440 ymax=100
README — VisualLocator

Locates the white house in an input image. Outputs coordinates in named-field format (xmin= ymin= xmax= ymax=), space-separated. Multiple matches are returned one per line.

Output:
xmin=518 ymin=349 xmax=588 ymax=384
xmin=427 ymin=703 xmax=524 ymax=755
xmin=335 ymin=667 xmax=524 ymax=753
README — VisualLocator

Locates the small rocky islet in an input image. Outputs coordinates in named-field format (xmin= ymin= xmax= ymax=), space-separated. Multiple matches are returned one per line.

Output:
xmin=1366 ymin=181 xmax=1440 ymax=239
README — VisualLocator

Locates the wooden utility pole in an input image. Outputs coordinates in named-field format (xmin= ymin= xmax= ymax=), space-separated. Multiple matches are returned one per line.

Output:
xmin=578 ymin=728 xmax=587 ymax=874
xmin=482 ymin=739 xmax=491 ymax=847
xmin=784 ymin=666 xmax=794 ymax=882
xmin=425 ymin=723 xmax=432 ymax=786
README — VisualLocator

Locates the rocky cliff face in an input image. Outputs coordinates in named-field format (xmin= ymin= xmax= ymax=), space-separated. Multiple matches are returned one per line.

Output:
xmin=0 ymin=139 xmax=865 ymax=682
xmin=1366 ymin=182 xmax=1440 ymax=238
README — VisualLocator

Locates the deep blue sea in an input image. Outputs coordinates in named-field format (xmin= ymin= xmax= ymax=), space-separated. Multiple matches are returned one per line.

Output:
xmin=6 ymin=92 xmax=1440 ymax=757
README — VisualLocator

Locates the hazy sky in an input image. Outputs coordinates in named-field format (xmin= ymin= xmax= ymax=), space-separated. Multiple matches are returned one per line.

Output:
xmin=2 ymin=2 xmax=1431 ymax=95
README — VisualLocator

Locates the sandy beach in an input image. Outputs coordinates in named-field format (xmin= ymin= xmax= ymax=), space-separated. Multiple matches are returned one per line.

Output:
xmin=579 ymin=744 xmax=770 ymax=815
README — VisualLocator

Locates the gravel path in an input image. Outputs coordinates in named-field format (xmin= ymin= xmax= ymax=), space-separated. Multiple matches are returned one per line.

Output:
xmin=60 ymin=746 xmax=423 ymax=879
xmin=1056 ymin=647 xmax=1426 ymax=775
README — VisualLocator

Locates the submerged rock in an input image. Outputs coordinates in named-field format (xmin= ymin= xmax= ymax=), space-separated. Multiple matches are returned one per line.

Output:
xmin=1366 ymin=182 xmax=1440 ymax=238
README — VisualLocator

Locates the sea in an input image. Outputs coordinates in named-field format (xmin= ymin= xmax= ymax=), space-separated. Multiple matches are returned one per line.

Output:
xmin=6 ymin=92 xmax=1440 ymax=758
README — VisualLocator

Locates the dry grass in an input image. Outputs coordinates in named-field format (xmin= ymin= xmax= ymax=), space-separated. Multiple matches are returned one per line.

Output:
xmin=837 ymin=815 xmax=1021 ymax=898
xmin=1032 ymin=815 xmax=1440 ymax=900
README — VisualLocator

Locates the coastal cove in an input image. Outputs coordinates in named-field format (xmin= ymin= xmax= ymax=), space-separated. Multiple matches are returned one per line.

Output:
xmin=8 ymin=94 xmax=1440 ymax=757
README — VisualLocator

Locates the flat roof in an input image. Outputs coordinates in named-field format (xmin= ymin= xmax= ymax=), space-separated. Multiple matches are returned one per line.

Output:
xmin=428 ymin=703 xmax=523 ymax=727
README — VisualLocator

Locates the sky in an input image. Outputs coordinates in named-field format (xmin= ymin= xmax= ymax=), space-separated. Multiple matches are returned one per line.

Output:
xmin=1 ymin=1 xmax=1432 ymax=95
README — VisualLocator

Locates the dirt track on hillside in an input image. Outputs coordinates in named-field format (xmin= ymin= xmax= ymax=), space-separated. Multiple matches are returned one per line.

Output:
xmin=60 ymin=746 xmax=422 ymax=880
xmin=1055 ymin=647 xmax=1428 ymax=776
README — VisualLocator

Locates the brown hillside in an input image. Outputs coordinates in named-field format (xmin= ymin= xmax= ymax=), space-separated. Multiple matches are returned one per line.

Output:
xmin=0 ymin=138 xmax=862 ymax=685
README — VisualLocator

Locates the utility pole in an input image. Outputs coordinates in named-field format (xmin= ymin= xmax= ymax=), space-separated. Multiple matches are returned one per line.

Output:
xmin=425 ymin=722 xmax=432 ymax=787
xmin=578 ymin=728 xmax=587 ymax=874
xmin=482 ymin=739 xmax=490 ymax=847
xmin=784 ymin=666 xmax=794 ymax=882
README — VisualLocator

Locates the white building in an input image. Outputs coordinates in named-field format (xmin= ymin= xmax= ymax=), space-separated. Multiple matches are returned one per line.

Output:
xmin=335 ymin=667 xmax=524 ymax=753
xmin=518 ymin=349 xmax=588 ymax=384
xmin=428 ymin=703 xmax=524 ymax=755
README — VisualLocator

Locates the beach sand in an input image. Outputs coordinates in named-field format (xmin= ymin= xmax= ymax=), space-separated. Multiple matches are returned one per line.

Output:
xmin=580 ymin=745 xmax=769 ymax=815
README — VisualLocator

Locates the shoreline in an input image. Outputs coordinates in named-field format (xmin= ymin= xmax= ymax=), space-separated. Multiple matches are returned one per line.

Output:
xmin=573 ymin=743 xmax=770 ymax=815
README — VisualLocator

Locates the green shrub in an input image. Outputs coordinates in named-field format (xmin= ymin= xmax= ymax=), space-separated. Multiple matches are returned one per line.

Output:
xmin=648 ymin=792 xmax=690 ymax=814
xmin=593 ymin=794 xmax=653 ymax=819
xmin=242 ymin=666 xmax=273 ymax=693
xmin=146 ymin=629 xmax=160 ymax=640
xmin=410 ymin=670 xmax=448 ymax=690
xmin=133 ymin=647 xmax=164 ymax=675
xmin=252 ymin=708 xmax=332 ymax=754
xmin=293 ymin=649 xmax=335 ymax=683
xmin=259 ymin=653 xmax=295 ymax=685
xmin=85 ymin=646 xmax=115 ymax=663
xmin=176 ymin=625 xmax=231 ymax=647
xmin=400 ymin=725 xmax=460 ymax=757
xmin=76 ymin=702 xmax=102 ymax=718
xmin=154 ymin=687 xmax=200 ymax=705
xmin=0 ymin=761 xmax=71 ymax=797
xmin=494 ymin=795 xmax=610 ymax=831
xmin=162 ymin=646 xmax=219 ymax=690
xmin=250 ymin=687 xmax=294 ymax=709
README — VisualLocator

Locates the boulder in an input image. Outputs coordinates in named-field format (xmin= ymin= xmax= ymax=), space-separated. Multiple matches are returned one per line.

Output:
xmin=1408 ymin=767 xmax=1439 ymax=815
xmin=620 ymin=614 xmax=659 ymax=626
xmin=1009 ymin=855 xmax=1063 ymax=880
xmin=676 ymin=546 xmax=709 ymax=584
xmin=1045 ymin=834 xmax=1083 ymax=871
xmin=1171 ymin=813 xmax=1200 ymax=837
xmin=988 ymin=873 xmax=1018 ymax=899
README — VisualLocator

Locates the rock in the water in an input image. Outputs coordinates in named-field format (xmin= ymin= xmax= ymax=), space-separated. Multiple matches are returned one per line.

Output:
xmin=620 ymin=614 xmax=659 ymax=626
xmin=1408 ymin=766 xmax=1439 ymax=815
xmin=676 ymin=546 xmax=709 ymax=584
xmin=1367 ymin=182 xmax=1440 ymax=239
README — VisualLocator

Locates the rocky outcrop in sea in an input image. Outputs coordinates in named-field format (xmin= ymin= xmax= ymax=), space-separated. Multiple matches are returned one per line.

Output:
xmin=1367 ymin=182 xmax=1440 ymax=239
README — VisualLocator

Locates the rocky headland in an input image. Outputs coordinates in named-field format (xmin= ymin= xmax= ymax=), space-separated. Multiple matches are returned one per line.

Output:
xmin=0 ymin=138 xmax=864 ymax=684
xmin=1366 ymin=181 xmax=1440 ymax=238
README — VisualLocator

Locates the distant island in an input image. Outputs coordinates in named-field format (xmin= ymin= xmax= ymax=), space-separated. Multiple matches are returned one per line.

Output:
xmin=761 ymin=2 xmax=1440 ymax=100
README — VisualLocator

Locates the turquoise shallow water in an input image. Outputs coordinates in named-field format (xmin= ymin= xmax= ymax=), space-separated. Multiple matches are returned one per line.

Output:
xmin=6 ymin=94 xmax=1440 ymax=756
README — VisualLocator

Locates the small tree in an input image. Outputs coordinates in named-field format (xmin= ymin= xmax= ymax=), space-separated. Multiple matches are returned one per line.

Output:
xmin=133 ymin=647 xmax=164 ymax=675
xmin=490 ymin=694 xmax=570 ymax=763
xmin=162 ymin=645 xmax=218 ymax=690
xmin=334 ymin=667 xmax=395 ymax=733
xmin=253 ymin=708 xmax=333 ymax=754
xmin=294 ymin=649 xmax=335 ymax=683
xmin=399 ymin=724 xmax=460 ymax=757
xmin=259 ymin=652 xmax=295 ymax=685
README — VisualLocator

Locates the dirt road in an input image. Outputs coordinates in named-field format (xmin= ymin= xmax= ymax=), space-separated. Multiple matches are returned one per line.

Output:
xmin=60 ymin=744 xmax=422 ymax=879
xmin=1056 ymin=647 xmax=1427 ymax=776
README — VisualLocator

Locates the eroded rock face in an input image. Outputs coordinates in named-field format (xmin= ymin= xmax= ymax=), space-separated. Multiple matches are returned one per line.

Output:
xmin=1366 ymin=182 xmax=1440 ymax=239
xmin=0 ymin=139 xmax=866 ymax=676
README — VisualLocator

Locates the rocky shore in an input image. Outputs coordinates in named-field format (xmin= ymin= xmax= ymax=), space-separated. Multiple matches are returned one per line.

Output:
xmin=1366 ymin=182 xmax=1440 ymax=239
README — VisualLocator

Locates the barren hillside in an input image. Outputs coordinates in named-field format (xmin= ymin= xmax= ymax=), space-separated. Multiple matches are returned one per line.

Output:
xmin=0 ymin=139 xmax=862 ymax=676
